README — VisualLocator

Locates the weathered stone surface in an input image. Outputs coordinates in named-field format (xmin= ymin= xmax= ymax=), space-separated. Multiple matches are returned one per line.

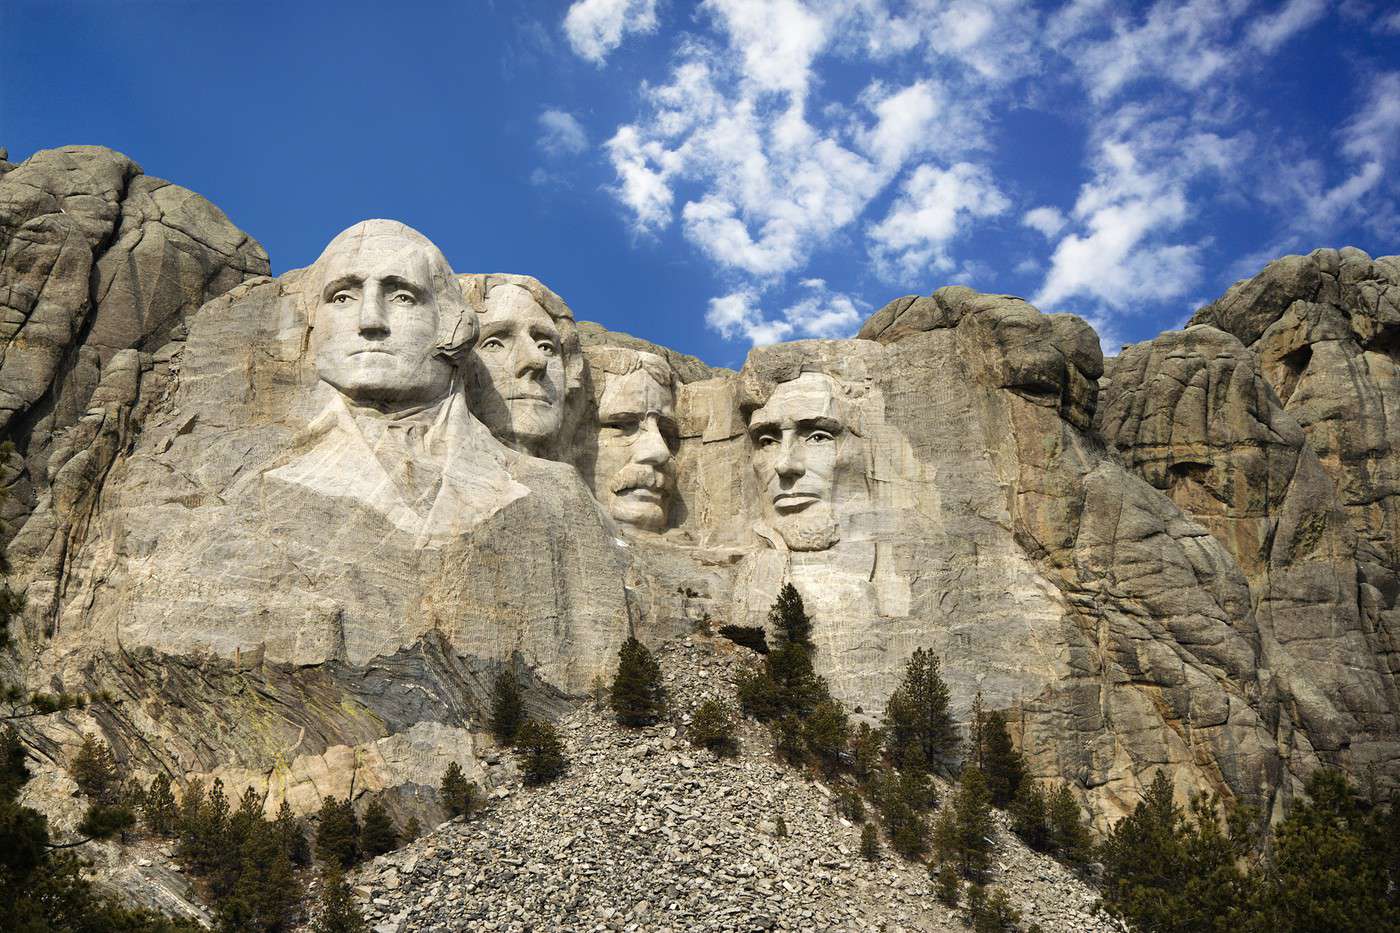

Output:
xmin=0 ymin=146 xmax=269 ymax=533
xmin=4 ymin=192 xmax=1397 ymax=845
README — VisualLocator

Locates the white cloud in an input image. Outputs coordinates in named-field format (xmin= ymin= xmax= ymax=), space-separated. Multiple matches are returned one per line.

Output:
xmin=605 ymin=125 xmax=678 ymax=232
xmin=868 ymin=162 xmax=1010 ymax=279
xmin=564 ymin=0 xmax=659 ymax=64
xmin=857 ymin=81 xmax=943 ymax=168
xmin=705 ymin=281 xmax=864 ymax=346
xmin=1246 ymin=0 xmax=1327 ymax=53
xmin=702 ymin=0 xmax=828 ymax=96
xmin=537 ymin=108 xmax=588 ymax=156
xmin=1023 ymin=206 xmax=1067 ymax=238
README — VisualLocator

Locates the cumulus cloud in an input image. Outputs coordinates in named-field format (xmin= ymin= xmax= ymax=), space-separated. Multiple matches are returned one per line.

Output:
xmin=705 ymin=281 xmax=863 ymax=346
xmin=564 ymin=0 xmax=659 ymax=64
xmin=1023 ymin=206 xmax=1067 ymax=238
xmin=537 ymin=108 xmax=588 ymax=157
xmin=868 ymin=163 xmax=1010 ymax=279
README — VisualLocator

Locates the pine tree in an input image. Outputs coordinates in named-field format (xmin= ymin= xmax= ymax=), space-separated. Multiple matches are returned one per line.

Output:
xmin=609 ymin=637 xmax=666 ymax=726
xmin=803 ymin=698 xmax=850 ymax=774
xmin=359 ymin=798 xmax=398 ymax=857
xmin=70 ymin=734 xmax=121 ymax=804
xmin=490 ymin=669 xmax=524 ymax=745
xmin=1259 ymin=769 xmax=1398 ymax=932
xmin=314 ymin=868 xmax=368 ymax=933
xmin=980 ymin=710 xmax=1025 ymax=808
xmin=882 ymin=648 xmax=956 ymax=773
xmin=848 ymin=722 xmax=884 ymax=786
xmin=144 ymin=774 xmax=179 ymax=837
xmin=764 ymin=584 xmax=825 ymax=716
xmin=273 ymin=798 xmax=311 ymax=867
xmin=860 ymin=822 xmax=880 ymax=860
xmin=1011 ymin=780 xmax=1049 ymax=852
xmin=933 ymin=862 xmax=961 ymax=906
xmin=515 ymin=718 xmax=568 ymax=785
xmin=874 ymin=768 xmax=932 ymax=860
xmin=440 ymin=761 xmax=480 ymax=818
xmin=937 ymin=767 xmax=994 ymax=880
xmin=223 ymin=817 xmax=299 ymax=933
xmin=771 ymin=714 xmax=806 ymax=765
xmin=1046 ymin=783 xmax=1091 ymax=864
xmin=315 ymin=795 xmax=360 ymax=869
xmin=404 ymin=816 xmax=421 ymax=841
xmin=688 ymin=698 xmax=738 ymax=756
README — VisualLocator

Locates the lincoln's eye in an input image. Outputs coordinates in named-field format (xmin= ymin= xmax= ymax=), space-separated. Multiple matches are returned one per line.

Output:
xmin=756 ymin=434 xmax=779 ymax=448
xmin=480 ymin=337 xmax=505 ymax=352
xmin=537 ymin=341 xmax=557 ymax=356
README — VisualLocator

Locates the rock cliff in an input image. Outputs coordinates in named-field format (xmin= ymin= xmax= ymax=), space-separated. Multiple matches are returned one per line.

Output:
xmin=2 ymin=147 xmax=1396 ymax=844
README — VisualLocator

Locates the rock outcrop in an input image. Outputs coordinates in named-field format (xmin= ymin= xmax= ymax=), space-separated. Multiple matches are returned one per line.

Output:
xmin=2 ymin=147 xmax=1396 ymax=850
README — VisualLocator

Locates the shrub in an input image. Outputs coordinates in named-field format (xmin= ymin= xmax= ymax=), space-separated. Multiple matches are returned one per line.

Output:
xmin=70 ymin=734 xmax=121 ymax=805
xmin=933 ymin=862 xmax=961 ymax=906
xmin=359 ymin=797 xmax=398 ymax=857
xmin=717 ymin=624 xmax=769 ymax=653
xmin=516 ymin=719 xmax=568 ymax=786
xmin=775 ymin=814 xmax=789 ymax=838
xmin=771 ymin=714 xmax=806 ymax=765
xmin=609 ymin=637 xmax=666 ymax=726
xmin=403 ymin=816 xmax=421 ymax=841
xmin=803 ymin=699 xmax=850 ymax=774
xmin=848 ymin=722 xmax=885 ymax=786
xmin=315 ymin=795 xmax=360 ymax=869
xmin=688 ymin=698 xmax=738 ymax=756
xmin=314 ymin=868 xmax=368 ymax=933
xmin=882 ymin=648 xmax=956 ymax=773
xmin=860 ymin=822 xmax=880 ymax=860
xmin=837 ymin=788 xmax=865 ymax=823
xmin=966 ymin=884 xmax=1021 ymax=933
xmin=490 ymin=669 xmax=524 ymax=745
xmin=440 ymin=761 xmax=481 ymax=819
xmin=736 ymin=662 xmax=784 ymax=722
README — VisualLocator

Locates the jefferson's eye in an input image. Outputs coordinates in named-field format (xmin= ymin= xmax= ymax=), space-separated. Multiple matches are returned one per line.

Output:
xmin=480 ymin=338 xmax=505 ymax=351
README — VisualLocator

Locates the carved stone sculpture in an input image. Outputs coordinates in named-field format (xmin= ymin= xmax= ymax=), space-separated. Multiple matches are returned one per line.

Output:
xmin=462 ymin=274 xmax=582 ymax=459
xmin=744 ymin=371 xmax=860 ymax=551
xmin=576 ymin=346 xmax=678 ymax=533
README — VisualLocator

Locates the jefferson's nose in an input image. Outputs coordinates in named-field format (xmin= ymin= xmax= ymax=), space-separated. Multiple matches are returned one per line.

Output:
xmin=515 ymin=339 xmax=547 ymax=376
xmin=634 ymin=416 xmax=671 ymax=467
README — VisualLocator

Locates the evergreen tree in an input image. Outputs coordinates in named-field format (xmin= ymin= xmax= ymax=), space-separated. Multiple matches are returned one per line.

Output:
xmin=764 ymin=584 xmax=825 ymax=716
xmin=937 ymin=767 xmax=994 ymax=880
xmin=273 ymin=798 xmax=311 ymax=867
xmin=980 ymin=710 xmax=1025 ymax=808
xmin=313 ymin=869 xmax=368 ymax=933
xmin=775 ymin=813 xmax=788 ymax=838
xmin=860 ymin=822 xmax=880 ymax=860
xmin=837 ymin=788 xmax=865 ymax=823
xmin=1011 ymin=780 xmax=1049 ymax=852
xmin=874 ymin=768 xmax=932 ymax=860
xmin=1258 ymin=769 xmax=1398 ymax=932
xmin=489 ymin=668 xmax=524 ymax=745
xmin=803 ymin=699 xmax=850 ymax=774
xmin=848 ymin=722 xmax=884 ymax=786
xmin=440 ymin=761 xmax=480 ymax=818
xmin=966 ymin=884 xmax=1020 ymax=933
xmin=70 ymin=734 xmax=121 ymax=804
xmin=771 ymin=714 xmax=806 ymax=765
xmin=144 ymin=774 xmax=179 ymax=837
xmin=688 ymin=698 xmax=738 ymax=756
xmin=735 ymin=661 xmax=783 ymax=722
xmin=358 ymin=798 xmax=398 ymax=857
xmin=609 ymin=637 xmax=666 ymax=726
xmin=933 ymin=862 xmax=961 ymax=906
xmin=882 ymin=648 xmax=956 ymax=773
xmin=221 ymin=818 xmax=299 ymax=933
xmin=315 ymin=795 xmax=360 ymax=869
xmin=515 ymin=718 xmax=568 ymax=785
xmin=404 ymin=816 xmax=421 ymax=841
xmin=1046 ymin=783 xmax=1091 ymax=864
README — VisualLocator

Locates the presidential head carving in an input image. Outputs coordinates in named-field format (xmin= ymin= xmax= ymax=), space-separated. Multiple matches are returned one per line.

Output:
xmin=581 ymin=347 xmax=678 ymax=533
xmin=744 ymin=371 xmax=863 ymax=551
xmin=462 ymin=274 xmax=582 ymax=458
xmin=306 ymin=220 xmax=472 ymax=409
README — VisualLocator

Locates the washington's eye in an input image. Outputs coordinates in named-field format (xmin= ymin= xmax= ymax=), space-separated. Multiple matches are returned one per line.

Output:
xmin=480 ymin=337 xmax=505 ymax=351
xmin=330 ymin=292 xmax=355 ymax=305
xmin=390 ymin=292 xmax=416 ymax=305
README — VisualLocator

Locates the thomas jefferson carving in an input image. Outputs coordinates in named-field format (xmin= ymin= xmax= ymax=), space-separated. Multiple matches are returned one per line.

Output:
xmin=266 ymin=221 xmax=525 ymax=544
xmin=463 ymin=274 xmax=582 ymax=459
xmin=579 ymin=347 xmax=678 ymax=533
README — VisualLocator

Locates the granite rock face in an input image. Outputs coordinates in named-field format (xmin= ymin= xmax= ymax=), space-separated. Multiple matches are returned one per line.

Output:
xmin=3 ymin=152 xmax=1397 ymax=833
xmin=0 ymin=146 xmax=270 ymax=533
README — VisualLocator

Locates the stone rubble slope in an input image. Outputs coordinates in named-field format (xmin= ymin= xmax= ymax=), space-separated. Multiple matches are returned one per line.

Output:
xmin=335 ymin=636 xmax=1118 ymax=933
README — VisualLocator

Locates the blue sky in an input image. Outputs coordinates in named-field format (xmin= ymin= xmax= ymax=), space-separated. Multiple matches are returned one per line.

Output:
xmin=5 ymin=0 xmax=1400 ymax=367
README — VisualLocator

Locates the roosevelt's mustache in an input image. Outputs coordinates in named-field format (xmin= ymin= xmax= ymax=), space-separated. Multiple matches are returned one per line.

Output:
xmin=610 ymin=463 xmax=670 ymax=494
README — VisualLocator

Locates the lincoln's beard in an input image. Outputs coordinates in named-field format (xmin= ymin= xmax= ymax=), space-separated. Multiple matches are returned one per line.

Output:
xmin=770 ymin=502 xmax=840 ymax=551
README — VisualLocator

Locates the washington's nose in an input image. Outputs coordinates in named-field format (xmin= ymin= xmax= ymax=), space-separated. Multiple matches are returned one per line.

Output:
xmin=774 ymin=436 xmax=804 ymax=478
xmin=634 ymin=417 xmax=671 ymax=466
xmin=358 ymin=288 xmax=389 ymax=335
